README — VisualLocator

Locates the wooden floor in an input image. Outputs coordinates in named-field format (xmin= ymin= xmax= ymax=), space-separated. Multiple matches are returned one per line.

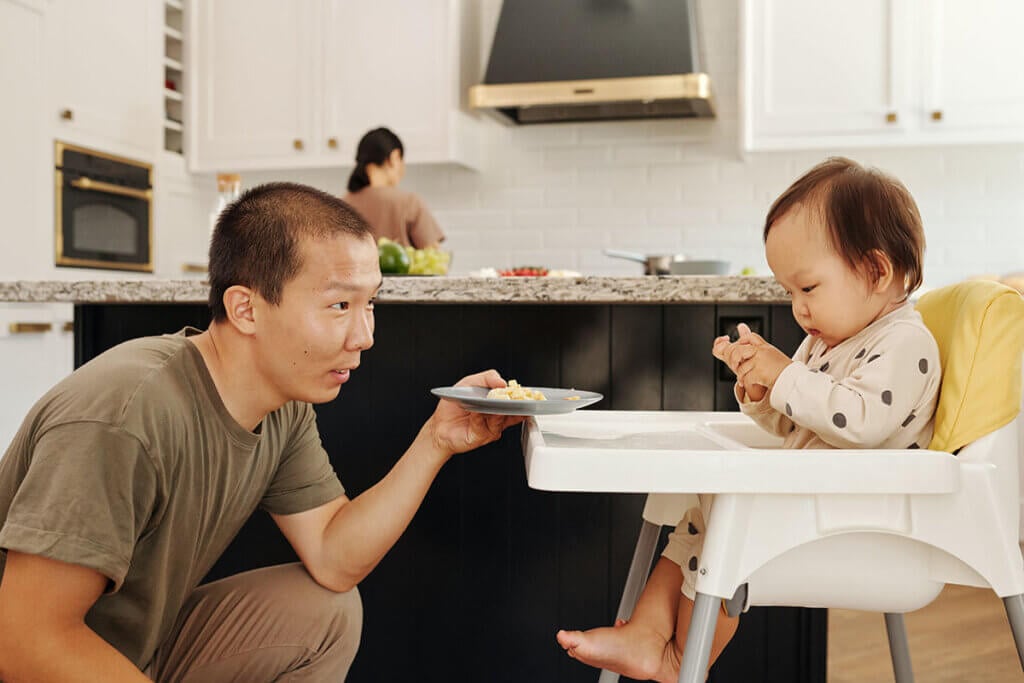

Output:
xmin=829 ymin=585 xmax=1024 ymax=682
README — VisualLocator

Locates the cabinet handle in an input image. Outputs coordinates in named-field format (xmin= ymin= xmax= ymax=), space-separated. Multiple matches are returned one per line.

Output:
xmin=327 ymin=137 xmax=339 ymax=149
xmin=71 ymin=177 xmax=152 ymax=201
xmin=62 ymin=321 xmax=74 ymax=333
xmin=886 ymin=112 xmax=898 ymax=124
xmin=293 ymin=139 xmax=304 ymax=150
xmin=9 ymin=322 xmax=53 ymax=334
xmin=60 ymin=108 xmax=74 ymax=121
xmin=931 ymin=110 xmax=943 ymax=121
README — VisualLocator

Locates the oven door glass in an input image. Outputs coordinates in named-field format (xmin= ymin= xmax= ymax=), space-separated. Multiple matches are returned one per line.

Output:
xmin=58 ymin=181 xmax=151 ymax=270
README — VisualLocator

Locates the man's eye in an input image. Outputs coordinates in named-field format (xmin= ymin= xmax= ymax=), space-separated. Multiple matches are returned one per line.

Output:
xmin=801 ymin=285 xmax=816 ymax=293
xmin=332 ymin=302 xmax=349 ymax=311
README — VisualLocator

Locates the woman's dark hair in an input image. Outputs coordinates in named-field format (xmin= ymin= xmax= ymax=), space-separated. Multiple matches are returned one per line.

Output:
xmin=347 ymin=127 xmax=404 ymax=192
xmin=764 ymin=157 xmax=926 ymax=295
xmin=208 ymin=182 xmax=373 ymax=321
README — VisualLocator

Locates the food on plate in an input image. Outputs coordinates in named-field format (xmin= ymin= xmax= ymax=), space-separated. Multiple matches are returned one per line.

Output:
xmin=565 ymin=395 xmax=581 ymax=400
xmin=499 ymin=266 xmax=549 ymax=277
xmin=486 ymin=379 xmax=547 ymax=401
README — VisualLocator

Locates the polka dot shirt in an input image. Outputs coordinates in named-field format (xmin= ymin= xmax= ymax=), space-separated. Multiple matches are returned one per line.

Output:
xmin=739 ymin=302 xmax=941 ymax=450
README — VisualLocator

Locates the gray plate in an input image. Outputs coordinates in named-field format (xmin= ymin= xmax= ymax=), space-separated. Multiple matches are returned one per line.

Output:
xmin=430 ymin=386 xmax=603 ymax=416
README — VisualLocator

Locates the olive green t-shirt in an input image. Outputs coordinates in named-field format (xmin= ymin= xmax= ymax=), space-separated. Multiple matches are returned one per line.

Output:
xmin=0 ymin=329 xmax=345 ymax=668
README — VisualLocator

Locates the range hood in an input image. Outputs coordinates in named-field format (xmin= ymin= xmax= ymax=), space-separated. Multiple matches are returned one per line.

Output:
xmin=470 ymin=0 xmax=715 ymax=125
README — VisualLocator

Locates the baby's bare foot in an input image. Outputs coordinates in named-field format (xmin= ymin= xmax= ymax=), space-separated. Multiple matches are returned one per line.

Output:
xmin=556 ymin=623 xmax=679 ymax=682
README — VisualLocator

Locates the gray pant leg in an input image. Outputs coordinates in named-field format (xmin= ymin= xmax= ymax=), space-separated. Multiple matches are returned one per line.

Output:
xmin=150 ymin=562 xmax=362 ymax=683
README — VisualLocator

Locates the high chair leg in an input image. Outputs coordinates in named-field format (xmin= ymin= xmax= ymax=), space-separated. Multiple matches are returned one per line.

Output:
xmin=1002 ymin=594 xmax=1024 ymax=671
xmin=884 ymin=613 xmax=914 ymax=682
xmin=598 ymin=520 xmax=662 ymax=683
xmin=678 ymin=592 xmax=718 ymax=683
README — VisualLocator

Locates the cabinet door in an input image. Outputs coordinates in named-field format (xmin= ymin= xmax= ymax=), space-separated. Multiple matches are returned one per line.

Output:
xmin=0 ymin=305 xmax=74 ymax=455
xmin=51 ymin=0 xmax=160 ymax=160
xmin=743 ymin=0 xmax=912 ymax=150
xmin=189 ymin=0 xmax=317 ymax=171
xmin=322 ymin=0 xmax=449 ymax=163
xmin=919 ymin=1 xmax=1024 ymax=136
xmin=0 ymin=0 xmax=48 ymax=280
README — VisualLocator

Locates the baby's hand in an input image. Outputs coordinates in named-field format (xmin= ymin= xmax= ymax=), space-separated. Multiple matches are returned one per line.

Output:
xmin=712 ymin=324 xmax=768 ymax=402
xmin=734 ymin=341 xmax=792 ymax=398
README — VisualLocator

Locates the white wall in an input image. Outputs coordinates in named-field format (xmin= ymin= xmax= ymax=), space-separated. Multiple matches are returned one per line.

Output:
xmin=223 ymin=0 xmax=1024 ymax=287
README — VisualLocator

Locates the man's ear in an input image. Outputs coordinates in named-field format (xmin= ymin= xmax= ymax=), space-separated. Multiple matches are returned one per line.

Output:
xmin=868 ymin=249 xmax=896 ymax=293
xmin=387 ymin=148 xmax=402 ymax=167
xmin=222 ymin=285 xmax=257 ymax=335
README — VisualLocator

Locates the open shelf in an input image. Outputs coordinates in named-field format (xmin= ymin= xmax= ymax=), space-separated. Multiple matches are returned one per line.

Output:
xmin=163 ymin=0 xmax=185 ymax=155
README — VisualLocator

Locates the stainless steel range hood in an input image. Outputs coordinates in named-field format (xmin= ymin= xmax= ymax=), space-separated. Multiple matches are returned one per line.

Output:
xmin=470 ymin=0 xmax=715 ymax=125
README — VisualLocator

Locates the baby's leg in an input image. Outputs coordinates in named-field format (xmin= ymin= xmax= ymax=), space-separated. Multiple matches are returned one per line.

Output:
xmin=673 ymin=595 xmax=740 ymax=678
xmin=556 ymin=557 xmax=686 ymax=682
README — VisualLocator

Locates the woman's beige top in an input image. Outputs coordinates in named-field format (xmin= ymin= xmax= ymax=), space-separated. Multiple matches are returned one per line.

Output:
xmin=342 ymin=186 xmax=444 ymax=248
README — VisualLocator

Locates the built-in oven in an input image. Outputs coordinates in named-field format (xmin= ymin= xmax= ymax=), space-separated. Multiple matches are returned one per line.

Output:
xmin=55 ymin=142 xmax=153 ymax=272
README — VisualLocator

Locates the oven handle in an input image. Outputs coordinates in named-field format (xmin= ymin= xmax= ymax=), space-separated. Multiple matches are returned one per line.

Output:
xmin=70 ymin=176 xmax=152 ymax=201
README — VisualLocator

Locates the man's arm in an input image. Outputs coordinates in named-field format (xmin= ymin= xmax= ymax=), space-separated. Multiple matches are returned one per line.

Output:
xmin=273 ymin=369 xmax=523 ymax=593
xmin=0 ymin=551 xmax=151 ymax=682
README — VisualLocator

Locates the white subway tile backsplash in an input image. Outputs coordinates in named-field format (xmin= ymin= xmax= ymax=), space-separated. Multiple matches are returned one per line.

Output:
xmin=543 ymin=145 xmax=611 ymax=169
xmin=579 ymin=207 xmax=647 ymax=228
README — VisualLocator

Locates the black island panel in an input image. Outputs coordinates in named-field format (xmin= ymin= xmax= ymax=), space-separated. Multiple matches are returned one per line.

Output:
xmin=73 ymin=301 xmax=823 ymax=683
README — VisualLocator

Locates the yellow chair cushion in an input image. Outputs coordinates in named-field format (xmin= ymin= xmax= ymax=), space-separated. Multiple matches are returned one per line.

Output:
xmin=915 ymin=280 xmax=1024 ymax=454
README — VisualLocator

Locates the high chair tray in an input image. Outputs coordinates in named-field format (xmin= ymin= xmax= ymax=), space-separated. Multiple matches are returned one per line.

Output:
xmin=522 ymin=411 xmax=959 ymax=494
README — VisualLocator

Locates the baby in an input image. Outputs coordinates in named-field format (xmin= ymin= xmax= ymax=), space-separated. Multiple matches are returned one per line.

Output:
xmin=556 ymin=157 xmax=942 ymax=682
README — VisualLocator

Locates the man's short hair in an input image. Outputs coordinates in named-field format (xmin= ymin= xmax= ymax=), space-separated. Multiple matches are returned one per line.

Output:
xmin=207 ymin=182 xmax=373 ymax=321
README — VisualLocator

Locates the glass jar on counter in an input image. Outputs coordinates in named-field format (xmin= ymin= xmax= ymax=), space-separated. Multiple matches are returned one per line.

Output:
xmin=210 ymin=173 xmax=241 ymax=233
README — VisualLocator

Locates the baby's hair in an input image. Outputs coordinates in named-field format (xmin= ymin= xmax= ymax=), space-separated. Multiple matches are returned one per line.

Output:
xmin=764 ymin=157 xmax=925 ymax=295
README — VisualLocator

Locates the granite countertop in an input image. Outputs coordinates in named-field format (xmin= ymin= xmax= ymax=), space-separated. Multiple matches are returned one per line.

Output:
xmin=0 ymin=276 xmax=789 ymax=304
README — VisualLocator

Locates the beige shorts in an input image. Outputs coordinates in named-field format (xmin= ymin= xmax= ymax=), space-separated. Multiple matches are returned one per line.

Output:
xmin=661 ymin=495 xmax=713 ymax=601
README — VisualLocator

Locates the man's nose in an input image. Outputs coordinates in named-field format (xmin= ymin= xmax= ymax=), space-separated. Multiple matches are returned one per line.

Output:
xmin=347 ymin=310 xmax=374 ymax=351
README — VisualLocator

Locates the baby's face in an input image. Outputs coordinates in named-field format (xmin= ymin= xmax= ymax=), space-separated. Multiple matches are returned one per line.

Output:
xmin=766 ymin=203 xmax=889 ymax=350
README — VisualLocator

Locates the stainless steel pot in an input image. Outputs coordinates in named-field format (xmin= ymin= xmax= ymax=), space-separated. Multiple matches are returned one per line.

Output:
xmin=604 ymin=248 xmax=686 ymax=275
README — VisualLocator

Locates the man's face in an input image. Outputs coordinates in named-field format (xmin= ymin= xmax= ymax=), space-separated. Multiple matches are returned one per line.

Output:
xmin=254 ymin=232 xmax=381 ymax=405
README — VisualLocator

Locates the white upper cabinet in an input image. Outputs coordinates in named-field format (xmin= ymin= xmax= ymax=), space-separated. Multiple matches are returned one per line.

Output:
xmin=742 ymin=0 xmax=1024 ymax=150
xmin=188 ymin=0 xmax=481 ymax=172
xmin=917 ymin=1 xmax=1024 ymax=137
xmin=49 ymin=0 xmax=160 ymax=161
xmin=189 ymin=0 xmax=317 ymax=168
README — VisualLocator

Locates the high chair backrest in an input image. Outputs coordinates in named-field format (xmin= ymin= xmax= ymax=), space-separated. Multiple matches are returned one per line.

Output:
xmin=915 ymin=280 xmax=1024 ymax=455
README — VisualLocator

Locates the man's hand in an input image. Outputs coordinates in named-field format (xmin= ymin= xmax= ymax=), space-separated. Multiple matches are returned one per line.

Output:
xmin=428 ymin=370 xmax=526 ymax=458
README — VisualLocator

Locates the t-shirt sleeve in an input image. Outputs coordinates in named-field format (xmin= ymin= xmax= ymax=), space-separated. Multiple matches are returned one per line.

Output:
xmin=406 ymin=193 xmax=445 ymax=248
xmin=0 ymin=422 xmax=158 ymax=593
xmin=737 ymin=335 xmax=812 ymax=436
xmin=768 ymin=323 xmax=940 ymax=449
xmin=260 ymin=402 xmax=345 ymax=516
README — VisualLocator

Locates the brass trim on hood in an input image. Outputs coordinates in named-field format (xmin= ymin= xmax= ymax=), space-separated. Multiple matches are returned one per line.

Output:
xmin=469 ymin=74 xmax=714 ymax=124
xmin=471 ymin=73 xmax=710 ymax=108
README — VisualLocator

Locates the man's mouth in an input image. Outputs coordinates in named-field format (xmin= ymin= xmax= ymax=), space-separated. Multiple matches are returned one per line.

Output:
xmin=331 ymin=368 xmax=353 ymax=384
xmin=808 ymin=328 xmax=821 ymax=336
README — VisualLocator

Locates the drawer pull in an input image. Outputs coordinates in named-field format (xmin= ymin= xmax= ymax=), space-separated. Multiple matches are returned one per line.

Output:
xmin=62 ymin=321 xmax=74 ymax=332
xmin=9 ymin=322 xmax=53 ymax=334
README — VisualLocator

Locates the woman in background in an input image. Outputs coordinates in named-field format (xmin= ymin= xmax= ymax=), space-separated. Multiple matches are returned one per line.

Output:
xmin=343 ymin=127 xmax=445 ymax=249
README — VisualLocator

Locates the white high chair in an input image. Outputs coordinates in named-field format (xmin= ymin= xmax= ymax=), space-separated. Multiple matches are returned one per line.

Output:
xmin=522 ymin=280 xmax=1024 ymax=683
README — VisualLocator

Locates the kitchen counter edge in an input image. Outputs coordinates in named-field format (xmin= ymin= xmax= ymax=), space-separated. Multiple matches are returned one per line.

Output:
xmin=0 ymin=276 xmax=790 ymax=304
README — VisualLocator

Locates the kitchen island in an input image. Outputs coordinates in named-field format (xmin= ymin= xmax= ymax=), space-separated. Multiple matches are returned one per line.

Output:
xmin=1 ymin=276 xmax=823 ymax=683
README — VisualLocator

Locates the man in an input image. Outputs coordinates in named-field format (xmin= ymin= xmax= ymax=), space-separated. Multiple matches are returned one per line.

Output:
xmin=0 ymin=182 xmax=522 ymax=681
